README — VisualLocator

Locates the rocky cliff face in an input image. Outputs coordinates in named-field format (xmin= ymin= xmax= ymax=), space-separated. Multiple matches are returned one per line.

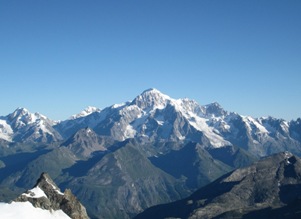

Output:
xmin=61 ymin=127 xmax=111 ymax=159
xmin=15 ymin=172 xmax=89 ymax=219
xmin=135 ymin=152 xmax=301 ymax=219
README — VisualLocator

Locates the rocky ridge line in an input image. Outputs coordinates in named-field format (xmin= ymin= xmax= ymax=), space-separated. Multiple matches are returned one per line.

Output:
xmin=15 ymin=172 xmax=89 ymax=219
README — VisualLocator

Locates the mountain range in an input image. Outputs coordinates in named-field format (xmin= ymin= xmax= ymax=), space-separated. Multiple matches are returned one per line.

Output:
xmin=1 ymin=88 xmax=300 ymax=157
xmin=0 ymin=88 xmax=300 ymax=218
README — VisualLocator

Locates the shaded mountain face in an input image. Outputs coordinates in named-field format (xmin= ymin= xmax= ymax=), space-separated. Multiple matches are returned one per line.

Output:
xmin=150 ymin=142 xmax=257 ymax=190
xmin=61 ymin=141 xmax=189 ymax=219
xmin=135 ymin=152 xmax=301 ymax=219
xmin=149 ymin=142 xmax=233 ymax=189
xmin=0 ymin=138 xmax=256 ymax=218
xmin=61 ymin=127 xmax=114 ymax=159
xmin=0 ymin=137 xmax=257 ymax=219
xmin=14 ymin=172 xmax=89 ymax=219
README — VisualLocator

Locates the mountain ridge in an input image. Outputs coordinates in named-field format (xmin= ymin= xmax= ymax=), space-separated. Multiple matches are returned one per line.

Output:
xmin=14 ymin=172 xmax=89 ymax=219
xmin=1 ymin=88 xmax=300 ymax=157
xmin=0 ymin=88 xmax=301 ymax=218
xmin=135 ymin=151 xmax=301 ymax=219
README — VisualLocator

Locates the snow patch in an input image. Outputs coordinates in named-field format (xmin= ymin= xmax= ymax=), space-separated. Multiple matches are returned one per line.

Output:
xmin=284 ymin=151 xmax=292 ymax=159
xmin=243 ymin=116 xmax=269 ymax=134
xmin=284 ymin=151 xmax=293 ymax=165
xmin=156 ymin=120 xmax=164 ymax=126
xmin=155 ymin=115 xmax=165 ymax=125
xmin=178 ymin=135 xmax=186 ymax=141
xmin=70 ymin=106 xmax=100 ymax=119
xmin=184 ymin=112 xmax=231 ymax=148
xmin=0 ymin=201 xmax=70 ymax=219
xmin=45 ymin=178 xmax=64 ymax=196
xmin=124 ymin=125 xmax=136 ymax=138
xmin=223 ymin=124 xmax=231 ymax=130
xmin=23 ymin=186 xmax=47 ymax=199
xmin=0 ymin=119 xmax=13 ymax=141
xmin=281 ymin=121 xmax=289 ymax=132
xmin=252 ymin=140 xmax=259 ymax=144
xmin=112 ymin=102 xmax=127 ymax=109
xmin=37 ymin=121 xmax=54 ymax=136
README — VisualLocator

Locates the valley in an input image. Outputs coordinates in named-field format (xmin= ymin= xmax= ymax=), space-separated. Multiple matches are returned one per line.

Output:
xmin=0 ymin=89 xmax=301 ymax=218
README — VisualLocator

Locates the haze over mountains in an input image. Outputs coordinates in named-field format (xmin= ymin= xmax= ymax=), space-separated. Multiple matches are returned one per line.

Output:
xmin=0 ymin=88 xmax=301 ymax=218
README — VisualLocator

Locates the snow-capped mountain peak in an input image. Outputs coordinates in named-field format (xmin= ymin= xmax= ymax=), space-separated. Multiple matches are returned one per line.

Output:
xmin=7 ymin=107 xmax=51 ymax=124
xmin=1 ymin=89 xmax=300 ymax=156
xmin=130 ymin=88 xmax=172 ymax=111
xmin=204 ymin=102 xmax=227 ymax=117
xmin=0 ymin=108 xmax=63 ymax=143
xmin=70 ymin=106 xmax=101 ymax=119
xmin=7 ymin=108 xmax=42 ymax=128
xmin=9 ymin=107 xmax=29 ymax=120
xmin=112 ymin=89 xmax=231 ymax=147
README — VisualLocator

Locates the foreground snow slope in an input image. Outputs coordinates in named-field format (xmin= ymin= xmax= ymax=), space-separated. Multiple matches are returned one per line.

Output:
xmin=0 ymin=201 xmax=70 ymax=219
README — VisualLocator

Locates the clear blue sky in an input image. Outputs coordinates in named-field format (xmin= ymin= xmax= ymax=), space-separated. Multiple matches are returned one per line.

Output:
xmin=1 ymin=0 xmax=300 ymax=120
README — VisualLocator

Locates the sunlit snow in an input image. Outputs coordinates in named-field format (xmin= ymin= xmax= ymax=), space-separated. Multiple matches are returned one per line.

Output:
xmin=23 ymin=186 xmax=47 ymax=199
xmin=70 ymin=106 xmax=101 ymax=119
xmin=243 ymin=116 xmax=269 ymax=134
xmin=124 ymin=125 xmax=137 ymax=139
xmin=0 ymin=119 xmax=13 ymax=142
xmin=0 ymin=202 xmax=70 ymax=219
xmin=45 ymin=178 xmax=64 ymax=195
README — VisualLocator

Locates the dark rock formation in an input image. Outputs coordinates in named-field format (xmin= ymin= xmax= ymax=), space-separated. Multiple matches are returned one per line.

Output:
xmin=61 ymin=127 xmax=111 ymax=159
xmin=135 ymin=152 xmax=301 ymax=219
xmin=15 ymin=172 xmax=89 ymax=219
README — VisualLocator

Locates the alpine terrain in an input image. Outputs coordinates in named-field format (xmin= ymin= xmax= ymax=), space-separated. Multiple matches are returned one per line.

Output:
xmin=0 ymin=172 xmax=89 ymax=219
xmin=135 ymin=152 xmax=301 ymax=219
xmin=0 ymin=88 xmax=300 ymax=218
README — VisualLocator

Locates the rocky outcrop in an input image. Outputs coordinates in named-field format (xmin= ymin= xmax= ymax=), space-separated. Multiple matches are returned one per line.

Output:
xmin=61 ymin=127 xmax=111 ymax=159
xmin=135 ymin=152 xmax=301 ymax=219
xmin=15 ymin=172 xmax=89 ymax=219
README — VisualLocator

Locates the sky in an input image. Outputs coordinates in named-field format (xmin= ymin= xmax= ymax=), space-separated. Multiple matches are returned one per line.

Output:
xmin=0 ymin=0 xmax=300 ymax=121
